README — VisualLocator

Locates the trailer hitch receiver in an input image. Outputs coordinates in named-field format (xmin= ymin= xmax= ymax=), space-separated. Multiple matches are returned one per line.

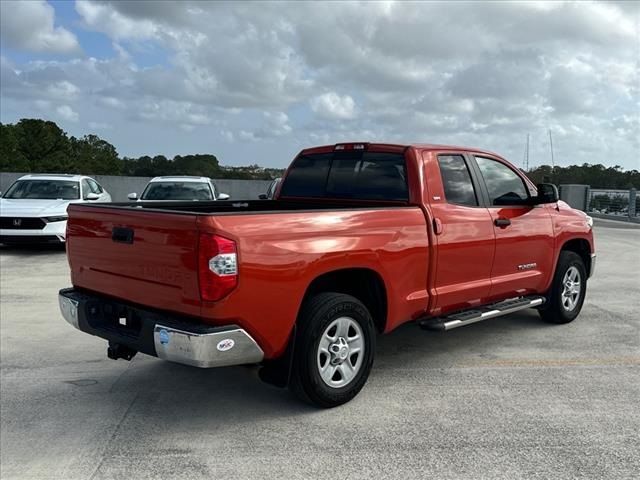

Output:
xmin=107 ymin=342 xmax=137 ymax=361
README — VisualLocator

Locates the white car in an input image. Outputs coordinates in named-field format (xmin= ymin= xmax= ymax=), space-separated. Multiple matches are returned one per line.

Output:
xmin=128 ymin=176 xmax=230 ymax=201
xmin=0 ymin=174 xmax=111 ymax=245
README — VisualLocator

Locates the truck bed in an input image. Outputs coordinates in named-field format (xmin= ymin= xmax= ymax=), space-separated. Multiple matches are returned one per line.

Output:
xmin=66 ymin=199 xmax=430 ymax=356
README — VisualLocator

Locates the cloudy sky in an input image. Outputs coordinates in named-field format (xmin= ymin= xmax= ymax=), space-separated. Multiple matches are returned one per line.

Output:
xmin=1 ymin=1 xmax=638 ymax=169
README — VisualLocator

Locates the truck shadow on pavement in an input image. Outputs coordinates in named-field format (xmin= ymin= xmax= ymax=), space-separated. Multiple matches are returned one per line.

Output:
xmin=99 ymin=309 xmax=552 ymax=418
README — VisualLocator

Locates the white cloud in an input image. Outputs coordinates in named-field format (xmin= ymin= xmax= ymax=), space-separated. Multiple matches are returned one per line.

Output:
xmin=46 ymin=81 xmax=80 ymax=100
xmin=310 ymin=93 xmax=357 ymax=120
xmin=138 ymin=99 xmax=211 ymax=129
xmin=0 ymin=0 xmax=81 ymax=54
xmin=1 ymin=1 xmax=638 ymax=169
xmin=99 ymin=96 xmax=126 ymax=109
xmin=261 ymin=112 xmax=292 ymax=136
xmin=238 ymin=130 xmax=257 ymax=142
xmin=56 ymin=105 xmax=79 ymax=122
xmin=75 ymin=0 xmax=158 ymax=40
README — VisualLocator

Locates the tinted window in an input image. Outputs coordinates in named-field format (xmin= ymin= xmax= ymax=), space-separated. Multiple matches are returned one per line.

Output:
xmin=3 ymin=180 xmax=80 ymax=200
xmin=280 ymin=151 xmax=408 ymax=201
xmin=437 ymin=155 xmax=478 ymax=206
xmin=475 ymin=156 xmax=529 ymax=206
xmin=141 ymin=182 xmax=213 ymax=200
xmin=280 ymin=153 xmax=332 ymax=197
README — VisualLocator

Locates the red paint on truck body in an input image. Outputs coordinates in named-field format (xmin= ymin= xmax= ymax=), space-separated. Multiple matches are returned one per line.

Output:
xmin=66 ymin=143 xmax=595 ymax=359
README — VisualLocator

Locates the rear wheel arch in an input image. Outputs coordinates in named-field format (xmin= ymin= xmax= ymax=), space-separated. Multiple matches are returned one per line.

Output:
xmin=301 ymin=268 xmax=388 ymax=333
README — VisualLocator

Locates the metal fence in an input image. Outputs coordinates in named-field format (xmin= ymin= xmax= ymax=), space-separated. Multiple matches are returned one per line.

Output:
xmin=587 ymin=188 xmax=638 ymax=221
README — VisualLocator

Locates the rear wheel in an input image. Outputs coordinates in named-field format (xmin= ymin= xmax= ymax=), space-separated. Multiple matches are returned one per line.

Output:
xmin=289 ymin=292 xmax=375 ymax=408
xmin=539 ymin=251 xmax=587 ymax=324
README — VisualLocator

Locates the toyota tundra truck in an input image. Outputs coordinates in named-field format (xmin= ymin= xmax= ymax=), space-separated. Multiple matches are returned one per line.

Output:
xmin=59 ymin=143 xmax=595 ymax=407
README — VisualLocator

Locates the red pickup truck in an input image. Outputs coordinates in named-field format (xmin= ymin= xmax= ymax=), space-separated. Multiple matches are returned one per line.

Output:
xmin=59 ymin=143 xmax=595 ymax=407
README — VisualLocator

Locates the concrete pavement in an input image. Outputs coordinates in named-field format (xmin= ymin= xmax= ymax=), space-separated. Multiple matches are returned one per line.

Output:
xmin=1 ymin=220 xmax=638 ymax=479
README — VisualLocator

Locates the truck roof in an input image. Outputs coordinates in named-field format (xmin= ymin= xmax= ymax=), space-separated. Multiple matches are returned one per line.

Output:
xmin=300 ymin=142 xmax=503 ymax=158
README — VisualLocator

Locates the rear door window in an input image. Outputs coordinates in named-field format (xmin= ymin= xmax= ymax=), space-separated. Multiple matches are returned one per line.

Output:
xmin=280 ymin=151 xmax=408 ymax=201
xmin=437 ymin=155 xmax=478 ymax=207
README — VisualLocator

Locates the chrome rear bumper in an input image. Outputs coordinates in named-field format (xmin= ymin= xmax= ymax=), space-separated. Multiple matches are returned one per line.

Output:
xmin=153 ymin=324 xmax=264 ymax=368
xmin=58 ymin=289 xmax=264 ymax=368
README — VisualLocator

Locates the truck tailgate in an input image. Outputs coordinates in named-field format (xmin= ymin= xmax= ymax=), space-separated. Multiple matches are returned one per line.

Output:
xmin=66 ymin=205 xmax=202 ymax=317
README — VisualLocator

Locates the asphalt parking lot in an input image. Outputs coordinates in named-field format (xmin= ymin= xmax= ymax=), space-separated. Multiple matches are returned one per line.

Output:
xmin=1 ymin=219 xmax=638 ymax=480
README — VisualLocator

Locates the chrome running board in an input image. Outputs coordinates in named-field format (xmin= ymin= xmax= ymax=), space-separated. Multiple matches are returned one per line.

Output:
xmin=419 ymin=295 xmax=545 ymax=331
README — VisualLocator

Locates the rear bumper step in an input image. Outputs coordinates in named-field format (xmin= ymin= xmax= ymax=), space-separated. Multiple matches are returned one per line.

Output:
xmin=419 ymin=295 xmax=545 ymax=331
xmin=59 ymin=288 xmax=264 ymax=368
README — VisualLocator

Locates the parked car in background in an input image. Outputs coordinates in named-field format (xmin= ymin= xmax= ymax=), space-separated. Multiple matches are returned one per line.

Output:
xmin=0 ymin=174 xmax=111 ymax=245
xmin=259 ymin=177 xmax=281 ymax=199
xmin=128 ymin=176 xmax=230 ymax=201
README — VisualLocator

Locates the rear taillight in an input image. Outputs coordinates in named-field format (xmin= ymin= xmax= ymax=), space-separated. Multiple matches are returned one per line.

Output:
xmin=198 ymin=233 xmax=238 ymax=302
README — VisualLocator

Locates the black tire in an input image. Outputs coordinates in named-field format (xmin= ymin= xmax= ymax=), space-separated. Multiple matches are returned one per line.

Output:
xmin=289 ymin=292 xmax=376 ymax=408
xmin=539 ymin=251 xmax=587 ymax=324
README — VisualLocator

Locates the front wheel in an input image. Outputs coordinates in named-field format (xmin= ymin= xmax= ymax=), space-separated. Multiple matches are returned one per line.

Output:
xmin=539 ymin=251 xmax=587 ymax=324
xmin=290 ymin=292 xmax=376 ymax=408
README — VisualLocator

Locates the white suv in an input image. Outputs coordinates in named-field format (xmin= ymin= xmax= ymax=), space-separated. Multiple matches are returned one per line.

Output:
xmin=0 ymin=174 xmax=111 ymax=245
xmin=128 ymin=176 xmax=230 ymax=201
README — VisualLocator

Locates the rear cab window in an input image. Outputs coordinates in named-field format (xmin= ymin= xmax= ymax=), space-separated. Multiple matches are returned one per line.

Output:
xmin=437 ymin=155 xmax=478 ymax=207
xmin=280 ymin=150 xmax=408 ymax=201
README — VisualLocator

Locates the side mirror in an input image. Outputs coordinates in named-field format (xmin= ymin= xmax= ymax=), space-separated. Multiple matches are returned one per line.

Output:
xmin=534 ymin=183 xmax=559 ymax=204
xmin=127 ymin=193 xmax=138 ymax=201
xmin=217 ymin=193 xmax=230 ymax=200
xmin=85 ymin=192 xmax=100 ymax=201
xmin=258 ymin=194 xmax=268 ymax=200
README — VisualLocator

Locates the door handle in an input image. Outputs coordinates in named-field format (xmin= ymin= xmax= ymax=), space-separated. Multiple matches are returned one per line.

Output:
xmin=432 ymin=218 xmax=443 ymax=235
xmin=494 ymin=218 xmax=511 ymax=227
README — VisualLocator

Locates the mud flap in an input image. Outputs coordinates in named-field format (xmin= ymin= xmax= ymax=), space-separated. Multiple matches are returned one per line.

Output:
xmin=258 ymin=325 xmax=296 ymax=388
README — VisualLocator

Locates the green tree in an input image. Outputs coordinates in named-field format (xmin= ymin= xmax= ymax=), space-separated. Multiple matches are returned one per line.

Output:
xmin=151 ymin=155 xmax=173 ymax=175
xmin=13 ymin=119 xmax=73 ymax=172
xmin=172 ymin=154 xmax=220 ymax=176
xmin=527 ymin=163 xmax=639 ymax=189
xmin=70 ymin=134 xmax=121 ymax=175
xmin=0 ymin=123 xmax=28 ymax=171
